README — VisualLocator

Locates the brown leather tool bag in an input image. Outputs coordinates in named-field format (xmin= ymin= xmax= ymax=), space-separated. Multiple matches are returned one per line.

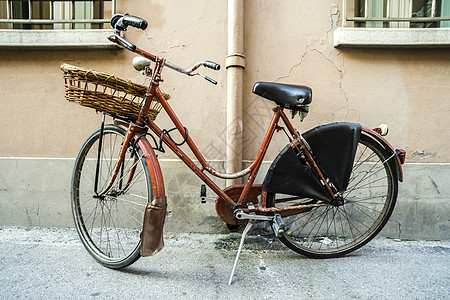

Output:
xmin=140 ymin=196 xmax=167 ymax=256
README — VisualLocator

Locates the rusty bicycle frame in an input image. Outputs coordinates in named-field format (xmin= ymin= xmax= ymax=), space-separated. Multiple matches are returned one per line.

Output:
xmin=69 ymin=14 xmax=406 ymax=284
xmin=103 ymin=34 xmax=335 ymax=218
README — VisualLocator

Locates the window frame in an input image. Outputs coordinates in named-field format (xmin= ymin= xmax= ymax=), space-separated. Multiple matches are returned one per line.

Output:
xmin=0 ymin=0 xmax=118 ymax=48
xmin=335 ymin=0 xmax=450 ymax=47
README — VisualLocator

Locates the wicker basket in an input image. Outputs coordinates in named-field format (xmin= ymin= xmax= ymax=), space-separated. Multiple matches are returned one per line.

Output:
xmin=61 ymin=63 xmax=170 ymax=121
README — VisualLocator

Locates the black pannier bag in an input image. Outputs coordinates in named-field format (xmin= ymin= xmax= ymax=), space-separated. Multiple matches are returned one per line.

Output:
xmin=262 ymin=122 xmax=362 ymax=201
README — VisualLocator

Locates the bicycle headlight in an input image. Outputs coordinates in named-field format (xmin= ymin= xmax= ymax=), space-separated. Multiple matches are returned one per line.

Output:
xmin=132 ymin=55 xmax=151 ymax=71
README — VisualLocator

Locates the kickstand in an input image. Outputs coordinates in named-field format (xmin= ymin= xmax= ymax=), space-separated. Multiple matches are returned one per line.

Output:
xmin=228 ymin=221 xmax=253 ymax=285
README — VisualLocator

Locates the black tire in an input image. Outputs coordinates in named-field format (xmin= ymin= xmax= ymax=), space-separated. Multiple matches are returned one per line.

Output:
xmin=266 ymin=133 xmax=398 ymax=258
xmin=71 ymin=124 xmax=152 ymax=268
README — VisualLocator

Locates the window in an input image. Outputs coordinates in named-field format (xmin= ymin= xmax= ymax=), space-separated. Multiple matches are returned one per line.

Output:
xmin=335 ymin=0 xmax=450 ymax=47
xmin=0 ymin=0 xmax=117 ymax=47
xmin=352 ymin=0 xmax=450 ymax=28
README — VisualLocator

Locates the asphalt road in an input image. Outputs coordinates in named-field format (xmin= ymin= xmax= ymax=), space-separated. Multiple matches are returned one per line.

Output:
xmin=0 ymin=227 xmax=448 ymax=300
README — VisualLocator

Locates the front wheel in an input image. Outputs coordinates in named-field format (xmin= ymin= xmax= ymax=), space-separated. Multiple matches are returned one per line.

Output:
xmin=71 ymin=124 xmax=152 ymax=268
xmin=266 ymin=133 xmax=398 ymax=258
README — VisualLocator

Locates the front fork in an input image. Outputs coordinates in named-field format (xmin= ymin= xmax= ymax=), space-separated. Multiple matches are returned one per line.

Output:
xmin=93 ymin=113 xmax=106 ymax=195
xmin=94 ymin=118 xmax=141 ymax=197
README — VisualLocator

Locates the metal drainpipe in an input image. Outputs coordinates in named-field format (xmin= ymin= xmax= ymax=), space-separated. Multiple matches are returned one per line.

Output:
xmin=226 ymin=0 xmax=245 ymax=186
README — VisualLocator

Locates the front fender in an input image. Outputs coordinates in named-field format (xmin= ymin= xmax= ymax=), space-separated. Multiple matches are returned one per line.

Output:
xmin=362 ymin=126 xmax=404 ymax=182
xmin=115 ymin=122 xmax=167 ymax=256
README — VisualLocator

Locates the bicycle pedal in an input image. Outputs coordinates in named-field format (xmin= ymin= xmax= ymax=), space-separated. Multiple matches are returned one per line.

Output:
xmin=271 ymin=214 xmax=285 ymax=237
xmin=200 ymin=184 xmax=215 ymax=203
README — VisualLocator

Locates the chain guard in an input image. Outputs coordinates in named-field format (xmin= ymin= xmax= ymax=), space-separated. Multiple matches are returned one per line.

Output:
xmin=215 ymin=184 xmax=262 ymax=226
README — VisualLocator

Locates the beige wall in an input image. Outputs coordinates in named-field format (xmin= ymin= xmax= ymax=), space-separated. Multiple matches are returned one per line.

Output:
xmin=1 ymin=0 xmax=449 ymax=163
xmin=0 ymin=0 xmax=228 ymax=160
xmin=0 ymin=0 xmax=449 ymax=237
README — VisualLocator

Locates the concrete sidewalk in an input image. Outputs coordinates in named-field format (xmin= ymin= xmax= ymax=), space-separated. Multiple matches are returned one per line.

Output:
xmin=0 ymin=227 xmax=449 ymax=299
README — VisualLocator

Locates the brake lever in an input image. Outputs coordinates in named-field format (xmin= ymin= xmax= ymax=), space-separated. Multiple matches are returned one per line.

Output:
xmin=191 ymin=73 xmax=217 ymax=85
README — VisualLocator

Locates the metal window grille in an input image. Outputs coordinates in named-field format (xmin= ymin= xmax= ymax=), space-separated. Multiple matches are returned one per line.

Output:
xmin=342 ymin=0 xmax=450 ymax=27
xmin=0 ymin=0 xmax=116 ymax=29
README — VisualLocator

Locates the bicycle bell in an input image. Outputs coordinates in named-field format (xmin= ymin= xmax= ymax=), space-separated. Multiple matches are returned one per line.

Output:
xmin=132 ymin=55 xmax=151 ymax=72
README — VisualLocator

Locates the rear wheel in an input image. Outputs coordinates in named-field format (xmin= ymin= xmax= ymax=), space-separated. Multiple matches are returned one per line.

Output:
xmin=266 ymin=133 xmax=398 ymax=258
xmin=71 ymin=124 xmax=151 ymax=268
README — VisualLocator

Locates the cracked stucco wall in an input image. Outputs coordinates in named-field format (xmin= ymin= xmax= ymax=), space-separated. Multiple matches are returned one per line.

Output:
xmin=243 ymin=0 xmax=449 ymax=164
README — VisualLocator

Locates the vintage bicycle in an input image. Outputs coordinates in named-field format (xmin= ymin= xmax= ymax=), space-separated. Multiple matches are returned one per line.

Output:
xmin=62 ymin=13 xmax=406 ymax=284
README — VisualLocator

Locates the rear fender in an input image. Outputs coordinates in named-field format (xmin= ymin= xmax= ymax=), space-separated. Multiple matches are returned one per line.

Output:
xmin=362 ymin=126 xmax=404 ymax=182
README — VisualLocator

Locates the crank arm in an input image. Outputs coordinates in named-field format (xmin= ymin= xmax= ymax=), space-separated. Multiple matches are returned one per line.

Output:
xmin=234 ymin=209 xmax=274 ymax=222
xmin=234 ymin=209 xmax=285 ymax=237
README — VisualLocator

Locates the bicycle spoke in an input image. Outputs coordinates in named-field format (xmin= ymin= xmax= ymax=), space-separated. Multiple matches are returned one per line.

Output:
xmin=121 ymin=169 xmax=146 ymax=192
xmin=345 ymin=198 xmax=386 ymax=206
xmin=352 ymin=145 xmax=370 ymax=169
xmin=350 ymin=199 xmax=386 ymax=215
xmin=347 ymin=178 xmax=387 ymax=194
xmin=300 ymin=207 xmax=329 ymax=247
xmin=106 ymin=201 xmax=127 ymax=257
xmin=88 ymin=200 xmax=102 ymax=239
xmin=337 ymin=207 xmax=348 ymax=245
xmin=107 ymin=194 xmax=147 ymax=208
xmin=117 ymin=198 xmax=144 ymax=227
xmin=286 ymin=207 xmax=323 ymax=236
xmin=346 ymin=162 xmax=384 ymax=195
xmin=338 ymin=205 xmax=371 ymax=232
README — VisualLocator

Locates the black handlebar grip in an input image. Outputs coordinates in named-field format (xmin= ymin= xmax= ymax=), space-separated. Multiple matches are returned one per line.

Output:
xmin=110 ymin=14 xmax=123 ymax=28
xmin=123 ymin=14 xmax=148 ymax=30
xmin=203 ymin=61 xmax=220 ymax=71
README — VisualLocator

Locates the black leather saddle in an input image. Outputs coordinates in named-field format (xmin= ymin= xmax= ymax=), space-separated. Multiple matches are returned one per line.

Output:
xmin=252 ymin=82 xmax=312 ymax=108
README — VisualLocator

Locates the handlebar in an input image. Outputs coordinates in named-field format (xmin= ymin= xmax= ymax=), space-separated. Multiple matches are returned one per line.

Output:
xmin=164 ymin=60 xmax=220 ymax=84
xmin=164 ymin=60 xmax=220 ymax=74
xmin=108 ymin=33 xmax=136 ymax=51
xmin=109 ymin=13 xmax=220 ymax=84
xmin=203 ymin=61 xmax=220 ymax=71
xmin=111 ymin=13 xmax=147 ymax=31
